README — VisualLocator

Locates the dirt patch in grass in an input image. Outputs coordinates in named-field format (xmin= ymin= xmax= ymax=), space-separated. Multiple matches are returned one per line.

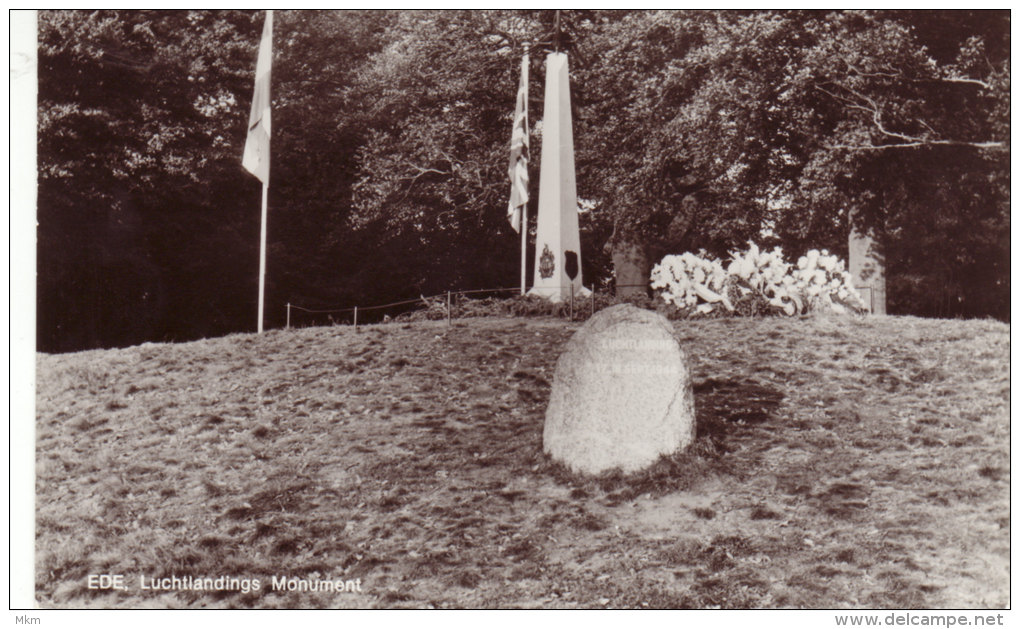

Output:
xmin=35 ymin=315 xmax=1009 ymax=608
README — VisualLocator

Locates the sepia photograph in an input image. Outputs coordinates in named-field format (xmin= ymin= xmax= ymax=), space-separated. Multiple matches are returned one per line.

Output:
xmin=16 ymin=8 xmax=1010 ymax=619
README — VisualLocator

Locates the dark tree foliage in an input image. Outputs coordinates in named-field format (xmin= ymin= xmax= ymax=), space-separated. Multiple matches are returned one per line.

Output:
xmin=36 ymin=9 xmax=1009 ymax=351
xmin=575 ymin=10 xmax=1008 ymax=319
xmin=38 ymin=10 xmax=263 ymax=351
xmin=261 ymin=10 xmax=397 ymax=323
xmin=37 ymin=10 xmax=393 ymax=350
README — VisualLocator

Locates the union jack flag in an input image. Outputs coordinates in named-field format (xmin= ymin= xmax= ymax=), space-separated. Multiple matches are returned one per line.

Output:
xmin=507 ymin=54 xmax=529 ymax=233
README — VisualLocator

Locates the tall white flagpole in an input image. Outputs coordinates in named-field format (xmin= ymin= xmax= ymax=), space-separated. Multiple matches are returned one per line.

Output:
xmin=521 ymin=203 xmax=527 ymax=296
xmin=520 ymin=52 xmax=528 ymax=296
xmin=242 ymin=10 xmax=273 ymax=332
xmin=258 ymin=182 xmax=268 ymax=333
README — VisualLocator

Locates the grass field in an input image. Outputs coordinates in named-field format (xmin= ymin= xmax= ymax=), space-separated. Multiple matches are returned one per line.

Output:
xmin=34 ymin=313 xmax=1009 ymax=609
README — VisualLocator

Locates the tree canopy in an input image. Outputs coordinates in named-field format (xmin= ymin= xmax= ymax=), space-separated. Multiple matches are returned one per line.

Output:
xmin=36 ymin=9 xmax=1009 ymax=351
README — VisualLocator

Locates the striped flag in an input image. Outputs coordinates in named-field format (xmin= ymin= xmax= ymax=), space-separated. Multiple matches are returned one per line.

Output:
xmin=242 ymin=10 xmax=272 ymax=183
xmin=507 ymin=53 xmax=529 ymax=233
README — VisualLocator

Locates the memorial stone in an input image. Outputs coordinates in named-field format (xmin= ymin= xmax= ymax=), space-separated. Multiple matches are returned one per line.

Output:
xmin=543 ymin=304 xmax=696 ymax=475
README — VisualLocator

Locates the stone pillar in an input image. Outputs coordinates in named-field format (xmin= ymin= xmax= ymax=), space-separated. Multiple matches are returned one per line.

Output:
xmin=529 ymin=52 xmax=589 ymax=302
xmin=849 ymin=209 xmax=887 ymax=315
xmin=612 ymin=239 xmax=649 ymax=298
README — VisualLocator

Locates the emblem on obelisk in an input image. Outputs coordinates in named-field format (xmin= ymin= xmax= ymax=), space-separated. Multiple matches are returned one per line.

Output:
xmin=539 ymin=245 xmax=556 ymax=279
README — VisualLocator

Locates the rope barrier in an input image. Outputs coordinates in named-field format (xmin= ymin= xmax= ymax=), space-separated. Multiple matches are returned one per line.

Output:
xmin=352 ymin=297 xmax=434 ymax=313
xmin=452 ymin=287 xmax=520 ymax=296
xmin=288 ymin=286 xmax=611 ymax=314
xmin=285 ymin=283 xmax=652 ymax=329
xmin=289 ymin=289 xmax=518 ymax=315
xmin=288 ymin=304 xmax=357 ymax=314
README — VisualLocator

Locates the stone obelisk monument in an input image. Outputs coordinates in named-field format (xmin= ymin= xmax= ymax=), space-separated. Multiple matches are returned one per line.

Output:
xmin=529 ymin=52 xmax=589 ymax=302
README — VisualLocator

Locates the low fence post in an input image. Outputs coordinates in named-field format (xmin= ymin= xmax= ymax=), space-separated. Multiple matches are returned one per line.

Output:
xmin=286 ymin=303 xmax=291 ymax=330
xmin=353 ymin=306 xmax=358 ymax=331
xmin=446 ymin=291 xmax=452 ymax=325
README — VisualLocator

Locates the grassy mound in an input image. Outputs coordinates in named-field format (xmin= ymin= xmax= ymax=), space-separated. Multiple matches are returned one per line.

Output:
xmin=35 ymin=314 xmax=1009 ymax=608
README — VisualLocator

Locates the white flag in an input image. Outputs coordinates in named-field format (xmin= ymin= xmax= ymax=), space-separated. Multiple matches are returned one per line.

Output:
xmin=242 ymin=10 xmax=272 ymax=183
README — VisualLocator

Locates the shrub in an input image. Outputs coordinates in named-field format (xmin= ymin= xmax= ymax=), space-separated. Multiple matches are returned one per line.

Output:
xmin=393 ymin=292 xmax=604 ymax=323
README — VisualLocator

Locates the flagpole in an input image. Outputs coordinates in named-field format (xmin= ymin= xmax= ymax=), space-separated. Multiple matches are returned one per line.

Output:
xmin=243 ymin=9 xmax=272 ymax=333
xmin=517 ymin=49 xmax=530 ymax=296
xmin=258 ymin=181 xmax=268 ymax=333
xmin=520 ymin=203 xmax=527 ymax=295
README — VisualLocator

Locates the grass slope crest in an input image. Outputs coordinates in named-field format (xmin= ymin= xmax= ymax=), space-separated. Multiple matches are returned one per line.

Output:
xmin=35 ymin=314 xmax=1009 ymax=608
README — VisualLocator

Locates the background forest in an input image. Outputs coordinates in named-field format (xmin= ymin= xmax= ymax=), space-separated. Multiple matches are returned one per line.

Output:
xmin=37 ymin=10 xmax=1009 ymax=352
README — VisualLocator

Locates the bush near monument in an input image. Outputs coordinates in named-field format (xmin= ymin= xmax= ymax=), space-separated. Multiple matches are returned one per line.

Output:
xmin=651 ymin=243 xmax=867 ymax=319
xmin=393 ymin=294 xmax=604 ymax=323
